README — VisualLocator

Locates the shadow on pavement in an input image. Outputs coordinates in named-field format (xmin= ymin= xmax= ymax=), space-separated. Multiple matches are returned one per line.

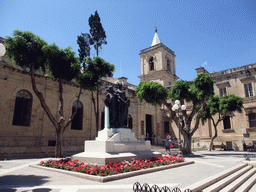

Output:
xmin=32 ymin=188 xmax=52 ymax=192
xmin=199 ymin=152 xmax=254 ymax=157
xmin=0 ymin=174 xmax=50 ymax=191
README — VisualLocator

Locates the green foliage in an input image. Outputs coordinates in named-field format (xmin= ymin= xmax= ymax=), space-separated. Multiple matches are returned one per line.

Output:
xmin=193 ymin=73 xmax=215 ymax=102
xmin=200 ymin=94 xmax=243 ymax=124
xmin=77 ymin=56 xmax=115 ymax=91
xmin=5 ymin=30 xmax=47 ymax=70
xmin=219 ymin=94 xmax=243 ymax=114
xmin=200 ymin=95 xmax=220 ymax=124
xmin=43 ymin=43 xmax=81 ymax=82
xmin=135 ymin=81 xmax=168 ymax=106
xmin=169 ymin=73 xmax=215 ymax=104
xmin=169 ymin=80 xmax=192 ymax=101
xmin=88 ymin=10 xmax=107 ymax=55
xmin=77 ymin=33 xmax=91 ymax=64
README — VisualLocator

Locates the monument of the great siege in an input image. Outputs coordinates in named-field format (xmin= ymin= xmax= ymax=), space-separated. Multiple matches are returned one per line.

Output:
xmin=72 ymin=83 xmax=161 ymax=165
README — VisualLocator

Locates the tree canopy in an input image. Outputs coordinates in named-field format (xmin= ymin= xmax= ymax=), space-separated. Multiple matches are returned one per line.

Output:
xmin=77 ymin=56 xmax=115 ymax=91
xmin=200 ymin=94 xmax=243 ymax=124
xmin=43 ymin=43 xmax=81 ymax=82
xmin=5 ymin=30 xmax=47 ymax=70
xmin=77 ymin=33 xmax=91 ymax=65
xmin=88 ymin=10 xmax=107 ymax=56
xmin=135 ymin=81 xmax=169 ymax=106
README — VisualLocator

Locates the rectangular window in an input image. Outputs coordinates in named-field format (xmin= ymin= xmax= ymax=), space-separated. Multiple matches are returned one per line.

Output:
xmin=219 ymin=88 xmax=227 ymax=97
xmin=244 ymin=83 xmax=253 ymax=97
xmin=249 ymin=113 xmax=256 ymax=128
xmin=164 ymin=122 xmax=169 ymax=134
xmin=223 ymin=116 xmax=231 ymax=129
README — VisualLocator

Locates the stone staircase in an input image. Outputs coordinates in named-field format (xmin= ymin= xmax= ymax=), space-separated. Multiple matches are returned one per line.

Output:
xmin=183 ymin=163 xmax=256 ymax=192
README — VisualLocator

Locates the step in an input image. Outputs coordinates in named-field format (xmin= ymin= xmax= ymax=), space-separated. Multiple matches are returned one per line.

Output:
xmin=236 ymin=171 xmax=256 ymax=192
xmin=248 ymin=183 xmax=256 ymax=192
xmin=203 ymin=166 xmax=252 ymax=192
xmin=220 ymin=167 xmax=256 ymax=192
xmin=181 ymin=163 xmax=248 ymax=192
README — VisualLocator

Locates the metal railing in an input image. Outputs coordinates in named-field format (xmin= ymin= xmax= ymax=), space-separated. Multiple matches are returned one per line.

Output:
xmin=133 ymin=182 xmax=203 ymax=192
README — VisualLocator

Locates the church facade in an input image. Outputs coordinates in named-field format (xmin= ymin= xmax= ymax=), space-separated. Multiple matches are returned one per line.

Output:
xmin=1 ymin=29 xmax=256 ymax=158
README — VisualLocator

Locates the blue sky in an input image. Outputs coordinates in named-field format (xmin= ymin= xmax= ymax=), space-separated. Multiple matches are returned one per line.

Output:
xmin=1 ymin=0 xmax=256 ymax=86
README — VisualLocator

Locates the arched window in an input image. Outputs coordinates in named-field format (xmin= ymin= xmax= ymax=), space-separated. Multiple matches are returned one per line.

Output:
xmin=12 ymin=90 xmax=33 ymax=126
xmin=149 ymin=57 xmax=154 ymax=71
xmin=128 ymin=114 xmax=133 ymax=129
xmin=71 ymin=100 xmax=83 ymax=130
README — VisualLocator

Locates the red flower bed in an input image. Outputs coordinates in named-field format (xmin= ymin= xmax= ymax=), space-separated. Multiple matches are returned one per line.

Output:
xmin=40 ymin=156 xmax=184 ymax=176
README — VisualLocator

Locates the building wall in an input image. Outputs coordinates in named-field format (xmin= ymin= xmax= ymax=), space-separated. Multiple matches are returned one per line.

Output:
xmin=193 ymin=64 xmax=256 ymax=150
xmin=0 ymin=59 xmax=147 ymax=157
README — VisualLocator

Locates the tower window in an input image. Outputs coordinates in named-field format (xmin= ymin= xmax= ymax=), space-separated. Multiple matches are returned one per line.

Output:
xmin=149 ymin=57 xmax=154 ymax=71
xmin=167 ymin=60 xmax=171 ymax=72
xmin=12 ymin=90 xmax=33 ymax=126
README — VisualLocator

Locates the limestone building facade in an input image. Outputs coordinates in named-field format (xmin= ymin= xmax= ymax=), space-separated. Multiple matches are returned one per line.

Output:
xmin=193 ymin=65 xmax=256 ymax=150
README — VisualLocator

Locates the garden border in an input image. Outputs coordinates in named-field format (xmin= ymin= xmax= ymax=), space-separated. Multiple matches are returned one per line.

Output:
xmin=30 ymin=160 xmax=194 ymax=182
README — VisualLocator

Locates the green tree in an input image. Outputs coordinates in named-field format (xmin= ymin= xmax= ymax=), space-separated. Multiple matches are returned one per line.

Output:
xmin=200 ymin=94 xmax=243 ymax=151
xmin=77 ymin=33 xmax=91 ymax=66
xmin=77 ymin=11 xmax=111 ymax=134
xmin=88 ymin=10 xmax=107 ymax=56
xmin=136 ymin=73 xmax=215 ymax=154
xmin=77 ymin=56 xmax=115 ymax=133
xmin=5 ymin=30 xmax=83 ymax=157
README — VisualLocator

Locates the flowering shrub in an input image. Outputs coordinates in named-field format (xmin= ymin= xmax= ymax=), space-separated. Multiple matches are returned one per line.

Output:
xmin=40 ymin=156 xmax=184 ymax=176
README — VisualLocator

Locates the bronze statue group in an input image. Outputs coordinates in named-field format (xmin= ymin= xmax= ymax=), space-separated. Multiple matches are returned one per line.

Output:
xmin=104 ymin=83 xmax=130 ymax=128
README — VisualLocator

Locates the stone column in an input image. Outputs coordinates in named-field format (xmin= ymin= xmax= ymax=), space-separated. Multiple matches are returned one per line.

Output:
xmin=105 ymin=106 xmax=110 ymax=129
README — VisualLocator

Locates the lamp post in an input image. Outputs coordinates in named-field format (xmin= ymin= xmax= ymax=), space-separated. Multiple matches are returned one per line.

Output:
xmin=0 ymin=43 xmax=6 ymax=57
xmin=172 ymin=100 xmax=186 ymax=157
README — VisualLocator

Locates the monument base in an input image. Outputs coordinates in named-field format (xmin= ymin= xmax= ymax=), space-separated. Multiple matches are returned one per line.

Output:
xmin=71 ymin=151 xmax=162 ymax=165
xmin=71 ymin=128 xmax=162 ymax=165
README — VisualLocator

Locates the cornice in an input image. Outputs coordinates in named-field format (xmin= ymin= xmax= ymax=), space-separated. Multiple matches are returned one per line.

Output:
xmin=0 ymin=61 xmax=136 ymax=96
xmin=140 ymin=43 xmax=176 ymax=57
xmin=138 ymin=69 xmax=179 ymax=80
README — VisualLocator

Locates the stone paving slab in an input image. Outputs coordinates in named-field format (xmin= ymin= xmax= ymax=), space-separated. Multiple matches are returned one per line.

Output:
xmin=0 ymin=150 xmax=255 ymax=192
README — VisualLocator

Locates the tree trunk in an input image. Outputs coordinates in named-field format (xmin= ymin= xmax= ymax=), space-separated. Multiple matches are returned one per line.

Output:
xmin=56 ymin=76 xmax=65 ymax=158
xmin=55 ymin=127 xmax=63 ymax=158
xmin=209 ymin=124 xmax=217 ymax=151
xmin=30 ymin=63 xmax=58 ymax=128
xmin=182 ymin=133 xmax=192 ymax=155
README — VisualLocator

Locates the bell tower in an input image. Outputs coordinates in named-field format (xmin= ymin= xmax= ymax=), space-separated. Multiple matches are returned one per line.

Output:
xmin=138 ymin=28 xmax=178 ymax=88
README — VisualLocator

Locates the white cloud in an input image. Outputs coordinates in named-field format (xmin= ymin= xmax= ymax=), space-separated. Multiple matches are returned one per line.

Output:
xmin=202 ymin=61 xmax=207 ymax=66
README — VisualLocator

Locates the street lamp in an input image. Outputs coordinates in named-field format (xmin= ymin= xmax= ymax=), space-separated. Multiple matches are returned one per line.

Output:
xmin=0 ymin=43 xmax=6 ymax=57
xmin=172 ymin=100 xmax=186 ymax=157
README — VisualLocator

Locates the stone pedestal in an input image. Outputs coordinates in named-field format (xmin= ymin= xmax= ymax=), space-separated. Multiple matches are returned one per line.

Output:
xmin=71 ymin=128 xmax=162 ymax=165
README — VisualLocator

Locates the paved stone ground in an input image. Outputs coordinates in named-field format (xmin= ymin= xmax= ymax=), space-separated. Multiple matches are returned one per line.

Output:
xmin=0 ymin=146 xmax=255 ymax=192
